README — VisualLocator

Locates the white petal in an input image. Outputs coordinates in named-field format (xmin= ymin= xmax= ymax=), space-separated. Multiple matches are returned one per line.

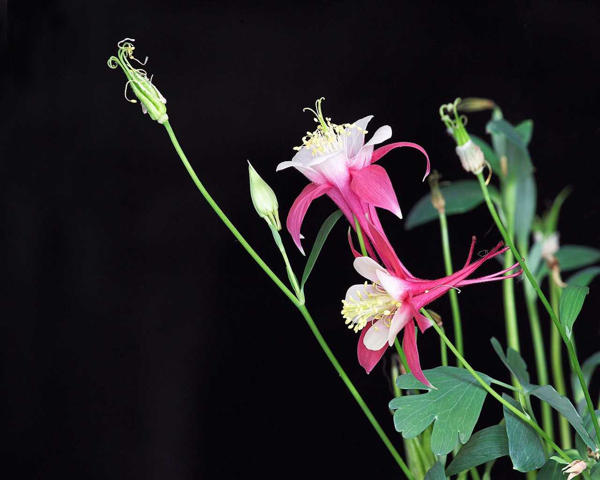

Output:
xmin=365 ymin=125 xmax=392 ymax=147
xmin=354 ymin=257 xmax=386 ymax=283
xmin=346 ymin=115 xmax=373 ymax=158
xmin=363 ymin=319 xmax=390 ymax=350
xmin=388 ymin=307 xmax=412 ymax=346
xmin=376 ymin=270 xmax=407 ymax=301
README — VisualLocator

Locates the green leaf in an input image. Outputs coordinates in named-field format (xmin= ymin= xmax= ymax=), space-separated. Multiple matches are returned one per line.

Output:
xmin=539 ymin=245 xmax=600 ymax=281
xmin=491 ymin=338 xmax=534 ymax=392
xmin=405 ymin=180 xmax=500 ymax=230
xmin=425 ymin=461 xmax=446 ymax=480
xmin=515 ymin=119 xmax=534 ymax=146
xmin=502 ymin=394 xmax=547 ymax=472
xmin=576 ymin=409 xmax=600 ymax=459
xmin=389 ymin=367 xmax=491 ymax=455
xmin=471 ymin=134 xmax=500 ymax=174
xmin=300 ymin=210 xmax=343 ymax=289
xmin=559 ymin=285 xmax=589 ymax=338
xmin=536 ymin=458 xmax=565 ymax=479
xmin=572 ymin=352 xmax=600 ymax=413
xmin=445 ymin=425 xmax=509 ymax=476
xmin=591 ymin=463 xmax=600 ymax=479
xmin=530 ymin=385 xmax=597 ymax=451
xmin=567 ymin=266 xmax=600 ymax=287
xmin=543 ymin=187 xmax=571 ymax=235
xmin=486 ymin=119 xmax=534 ymax=180
xmin=515 ymin=174 xmax=537 ymax=247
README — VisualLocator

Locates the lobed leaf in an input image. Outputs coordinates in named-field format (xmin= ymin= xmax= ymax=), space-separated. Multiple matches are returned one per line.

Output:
xmin=445 ymin=425 xmax=509 ymax=476
xmin=390 ymin=367 xmax=491 ymax=455
xmin=502 ymin=394 xmax=547 ymax=472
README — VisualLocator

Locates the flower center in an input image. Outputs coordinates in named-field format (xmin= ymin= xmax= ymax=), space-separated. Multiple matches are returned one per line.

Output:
xmin=341 ymin=283 xmax=401 ymax=333
xmin=294 ymin=97 xmax=366 ymax=157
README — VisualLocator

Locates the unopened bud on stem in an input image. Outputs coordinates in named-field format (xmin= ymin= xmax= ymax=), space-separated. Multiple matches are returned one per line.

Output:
xmin=248 ymin=161 xmax=281 ymax=230
xmin=428 ymin=170 xmax=445 ymax=213
xmin=456 ymin=140 xmax=485 ymax=174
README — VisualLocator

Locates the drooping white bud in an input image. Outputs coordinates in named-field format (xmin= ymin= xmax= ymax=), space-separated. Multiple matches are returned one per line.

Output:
xmin=455 ymin=140 xmax=485 ymax=174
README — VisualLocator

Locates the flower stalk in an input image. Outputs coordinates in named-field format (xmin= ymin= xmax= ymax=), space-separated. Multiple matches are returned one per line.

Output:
xmin=476 ymin=171 xmax=600 ymax=447
xmin=430 ymin=172 xmax=464 ymax=364
xmin=162 ymin=120 xmax=413 ymax=478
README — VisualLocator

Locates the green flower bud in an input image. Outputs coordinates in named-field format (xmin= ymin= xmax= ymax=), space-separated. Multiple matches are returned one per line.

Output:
xmin=107 ymin=38 xmax=168 ymax=124
xmin=248 ymin=161 xmax=281 ymax=230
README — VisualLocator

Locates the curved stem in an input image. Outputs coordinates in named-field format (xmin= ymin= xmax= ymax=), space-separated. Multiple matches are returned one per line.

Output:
xmin=423 ymin=309 xmax=571 ymax=462
xmin=476 ymin=172 xmax=600 ymax=446
xmin=164 ymin=121 xmax=298 ymax=305
xmin=297 ymin=305 xmax=414 ymax=479
xmin=163 ymin=121 xmax=413 ymax=478
xmin=438 ymin=211 xmax=463 ymax=364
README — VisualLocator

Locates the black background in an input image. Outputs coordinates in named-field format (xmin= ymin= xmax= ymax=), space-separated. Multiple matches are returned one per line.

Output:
xmin=5 ymin=1 xmax=600 ymax=478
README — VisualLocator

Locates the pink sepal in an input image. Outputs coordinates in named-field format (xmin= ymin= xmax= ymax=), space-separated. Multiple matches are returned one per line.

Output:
xmin=350 ymin=165 xmax=402 ymax=219
xmin=371 ymin=142 xmax=431 ymax=181
xmin=286 ymin=183 xmax=331 ymax=254
xmin=357 ymin=323 xmax=388 ymax=374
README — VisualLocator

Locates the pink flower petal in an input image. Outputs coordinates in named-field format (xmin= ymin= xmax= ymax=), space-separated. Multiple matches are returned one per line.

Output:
xmin=350 ymin=165 xmax=402 ymax=219
xmin=347 ymin=228 xmax=362 ymax=259
xmin=357 ymin=322 xmax=388 ymax=374
xmin=403 ymin=320 xmax=432 ymax=387
xmin=371 ymin=142 xmax=431 ymax=181
xmin=286 ymin=183 xmax=331 ymax=254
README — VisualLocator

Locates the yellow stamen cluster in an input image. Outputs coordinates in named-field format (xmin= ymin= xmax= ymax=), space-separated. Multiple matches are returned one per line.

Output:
xmin=294 ymin=98 xmax=367 ymax=156
xmin=341 ymin=283 xmax=401 ymax=333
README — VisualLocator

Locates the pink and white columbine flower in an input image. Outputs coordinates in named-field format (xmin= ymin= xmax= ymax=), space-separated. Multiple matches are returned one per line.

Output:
xmin=276 ymin=98 xmax=430 ymax=256
xmin=341 ymin=223 xmax=522 ymax=386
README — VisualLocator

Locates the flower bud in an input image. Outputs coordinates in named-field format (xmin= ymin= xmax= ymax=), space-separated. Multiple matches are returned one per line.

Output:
xmin=107 ymin=38 xmax=168 ymax=124
xmin=455 ymin=140 xmax=485 ymax=174
xmin=248 ymin=161 xmax=281 ymax=230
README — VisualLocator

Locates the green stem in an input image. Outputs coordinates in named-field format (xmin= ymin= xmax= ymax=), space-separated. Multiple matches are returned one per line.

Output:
xmin=439 ymin=326 xmax=448 ymax=367
xmin=550 ymin=278 xmax=571 ymax=449
xmin=522 ymin=273 xmax=554 ymax=445
xmin=163 ymin=121 xmax=413 ymax=478
xmin=354 ymin=217 xmax=368 ymax=257
xmin=438 ymin=210 xmax=463 ymax=364
xmin=395 ymin=338 xmax=411 ymax=374
xmin=298 ymin=305 xmax=413 ymax=479
xmin=501 ymin=181 xmax=520 ymax=355
xmin=476 ymin=172 xmax=600 ymax=446
xmin=424 ymin=309 xmax=571 ymax=462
